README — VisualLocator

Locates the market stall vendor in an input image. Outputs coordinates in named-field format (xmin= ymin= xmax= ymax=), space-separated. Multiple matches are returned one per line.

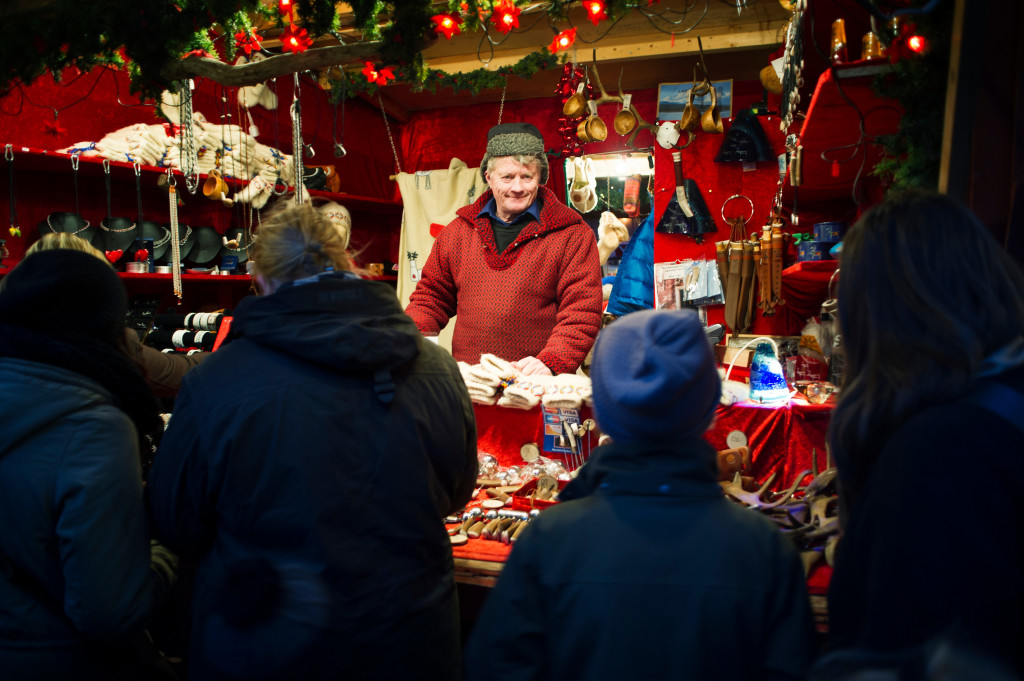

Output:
xmin=405 ymin=122 xmax=603 ymax=376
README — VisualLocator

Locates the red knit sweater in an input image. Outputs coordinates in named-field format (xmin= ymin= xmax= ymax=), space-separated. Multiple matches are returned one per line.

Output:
xmin=405 ymin=186 xmax=602 ymax=374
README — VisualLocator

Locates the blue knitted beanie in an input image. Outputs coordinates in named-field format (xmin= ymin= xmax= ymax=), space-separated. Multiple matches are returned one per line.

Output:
xmin=591 ymin=309 xmax=721 ymax=443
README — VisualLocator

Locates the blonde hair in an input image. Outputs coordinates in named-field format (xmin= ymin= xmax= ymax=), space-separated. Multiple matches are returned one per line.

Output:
xmin=251 ymin=201 xmax=353 ymax=283
xmin=26 ymin=232 xmax=110 ymax=266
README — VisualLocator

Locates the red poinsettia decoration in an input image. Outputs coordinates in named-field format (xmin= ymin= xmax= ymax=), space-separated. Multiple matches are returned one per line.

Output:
xmin=234 ymin=30 xmax=264 ymax=56
xmin=280 ymin=23 xmax=312 ymax=54
xmin=182 ymin=49 xmax=215 ymax=59
xmin=490 ymin=0 xmax=521 ymax=34
xmin=549 ymin=28 xmax=577 ymax=54
xmin=361 ymin=62 xmax=396 ymax=86
xmin=431 ymin=14 xmax=463 ymax=40
xmin=278 ymin=0 xmax=295 ymax=21
xmin=582 ymin=0 xmax=608 ymax=25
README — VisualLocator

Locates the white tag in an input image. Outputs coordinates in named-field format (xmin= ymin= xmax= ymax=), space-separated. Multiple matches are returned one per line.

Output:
xmin=622 ymin=93 xmax=632 ymax=110
xmin=248 ymin=125 xmax=260 ymax=137
xmin=726 ymin=430 xmax=748 ymax=449
xmin=771 ymin=56 xmax=786 ymax=81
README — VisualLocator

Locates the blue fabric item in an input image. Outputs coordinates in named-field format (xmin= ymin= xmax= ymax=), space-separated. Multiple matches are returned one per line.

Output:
xmin=601 ymin=275 xmax=617 ymax=286
xmin=590 ymin=308 xmax=721 ymax=443
xmin=606 ymin=199 xmax=655 ymax=316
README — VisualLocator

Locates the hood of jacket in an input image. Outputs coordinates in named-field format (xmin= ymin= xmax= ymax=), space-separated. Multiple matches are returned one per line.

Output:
xmin=227 ymin=273 xmax=421 ymax=375
xmin=0 ymin=358 xmax=117 ymax=460
xmin=559 ymin=436 xmax=723 ymax=503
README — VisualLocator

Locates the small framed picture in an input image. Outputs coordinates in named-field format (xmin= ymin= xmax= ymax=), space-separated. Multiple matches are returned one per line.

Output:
xmin=657 ymin=79 xmax=733 ymax=121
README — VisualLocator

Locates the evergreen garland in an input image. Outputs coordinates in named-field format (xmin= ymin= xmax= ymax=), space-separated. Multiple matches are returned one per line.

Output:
xmin=871 ymin=0 xmax=953 ymax=191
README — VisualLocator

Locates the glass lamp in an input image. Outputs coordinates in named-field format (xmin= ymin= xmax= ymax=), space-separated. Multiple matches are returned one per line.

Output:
xmin=724 ymin=336 xmax=793 ymax=406
xmin=748 ymin=340 xmax=791 ymax=404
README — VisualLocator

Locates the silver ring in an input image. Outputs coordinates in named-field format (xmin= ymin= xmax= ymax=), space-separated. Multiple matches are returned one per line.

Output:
xmin=721 ymin=194 xmax=755 ymax=224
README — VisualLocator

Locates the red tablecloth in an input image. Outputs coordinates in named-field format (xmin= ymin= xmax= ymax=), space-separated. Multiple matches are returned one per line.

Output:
xmin=705 ymin=398 xmax=833 ymax=491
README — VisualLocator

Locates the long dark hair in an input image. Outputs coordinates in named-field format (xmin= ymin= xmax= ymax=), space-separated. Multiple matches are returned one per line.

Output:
xmin=827 ymin=190 xmax=1024 ymax=504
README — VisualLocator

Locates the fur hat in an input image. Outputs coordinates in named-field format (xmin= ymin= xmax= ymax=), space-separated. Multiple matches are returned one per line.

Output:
xmin=0 ymin=249 xmax=128 ymax=349
xmin=480 ymin=122 xmax=549 ymax=185
xmin=590 ymin=309 xmax=721 ymax=443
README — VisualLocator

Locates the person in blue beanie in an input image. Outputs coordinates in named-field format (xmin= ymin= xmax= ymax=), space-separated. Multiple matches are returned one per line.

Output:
xmin=464 ymin=308 xmax=815 ymax=681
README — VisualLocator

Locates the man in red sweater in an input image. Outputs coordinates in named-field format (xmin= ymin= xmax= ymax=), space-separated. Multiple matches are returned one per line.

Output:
xmin=405 ymin=122 xmax=602 ymax=375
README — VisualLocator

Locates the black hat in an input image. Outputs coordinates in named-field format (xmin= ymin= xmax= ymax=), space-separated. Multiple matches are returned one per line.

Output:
xmin=480 ymin=122 xmax=549 ymax=184
xmin=0 ymin=249 xmax=127 ymax=349
xmin=188 ymin=225 xmax=223 ymax=266
xmin=96 ymin=217 xmax=141 ymax=253
xmin=126 ymin=220 xmax=167 ymax=262
xmin=156 ymin=223 xmax=197 ymax=264
xmin=37 ymin=212 xmax=97 ymax=246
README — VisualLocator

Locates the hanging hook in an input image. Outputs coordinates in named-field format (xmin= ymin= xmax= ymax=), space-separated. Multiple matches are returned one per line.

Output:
xmin=4 ymin=144 xmax=12 ymax=162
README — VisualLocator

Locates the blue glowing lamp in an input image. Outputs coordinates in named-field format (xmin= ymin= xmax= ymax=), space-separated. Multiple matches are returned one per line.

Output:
xmin=748 ymin=340 xmax=791 ymax=404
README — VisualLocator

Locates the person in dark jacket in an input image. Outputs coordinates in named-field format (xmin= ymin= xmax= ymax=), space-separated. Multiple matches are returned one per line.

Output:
xmin=817 ymin=191 xmax=1024 ymax=679
xmin=25 ymin=232 xmax=207 ymax=397
xmin=464 ymin=308 xmax=815 ymax=681
xmin=0 ymin=250 xmax=176 ymax=680
xmin=146 ymin=200 xmax=478 ymax=681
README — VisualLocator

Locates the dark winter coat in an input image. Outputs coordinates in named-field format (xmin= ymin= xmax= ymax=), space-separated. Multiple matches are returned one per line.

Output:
xmin=825 ymin=364 xmax=1024 ymax=675
xmin=464 ymin=437 xmax=815 ymax=681
xmin=0 ymin=358 xmax=160 ymax=680
xmin=146 ymin=272 xmax=478 ymax=681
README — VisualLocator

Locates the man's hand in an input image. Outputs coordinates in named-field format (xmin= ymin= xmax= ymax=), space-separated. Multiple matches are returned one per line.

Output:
xmin=512 ymin=356 xmax=552 ymax=376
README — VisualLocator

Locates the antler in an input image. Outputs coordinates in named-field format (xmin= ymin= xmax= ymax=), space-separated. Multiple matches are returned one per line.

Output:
xmin=587 ymin=57 xmax=694 ymax=152
xmin=586 ymin=60 xmax=654 ymax=152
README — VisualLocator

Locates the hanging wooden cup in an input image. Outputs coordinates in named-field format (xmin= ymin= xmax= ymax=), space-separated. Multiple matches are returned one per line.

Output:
xmin=679 ymin=88 xmax=701 ymax=132
xmin=562 ymin=83 xmax=586 ymax=117
xmin=203 ymin=169 xmax=230 ymax=200
xmin=613 ymin=94 xmax=637 ymax=135
xmin=701 ymin=86 xmax=724 ymax=134
xmin=576 ymin=100 xmax=607 ymax=143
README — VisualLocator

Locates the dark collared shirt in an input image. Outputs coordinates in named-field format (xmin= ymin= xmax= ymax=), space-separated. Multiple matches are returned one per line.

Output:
xmin=478 ymin=197 xmax=542 ymax=253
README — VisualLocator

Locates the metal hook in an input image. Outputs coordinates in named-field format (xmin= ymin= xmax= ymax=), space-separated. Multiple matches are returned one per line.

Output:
xmin=70 ymin=154 xmax=79 ymax=171
xmin=133 ymin=161 xmax=141 ymax=177
xmin=4 ymin=144 xmax=12 ymax=162
xmin=166 ymin=167 xmax=176 ymax=187
xmin=102 ymin=159 xmax=110 ymax=174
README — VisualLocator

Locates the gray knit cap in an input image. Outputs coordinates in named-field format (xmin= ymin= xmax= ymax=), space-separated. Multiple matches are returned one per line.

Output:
xmin=480 ymin=122 xmax=549 ymax=185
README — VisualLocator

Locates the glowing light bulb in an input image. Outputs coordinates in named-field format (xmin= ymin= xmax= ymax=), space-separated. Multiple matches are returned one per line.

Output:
xmin=907 ymin=34 xmax=927 ymax=53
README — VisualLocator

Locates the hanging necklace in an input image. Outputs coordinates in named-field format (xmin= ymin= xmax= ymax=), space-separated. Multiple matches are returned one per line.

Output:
xmin=46 ymin=214 xmax=91 ymax=234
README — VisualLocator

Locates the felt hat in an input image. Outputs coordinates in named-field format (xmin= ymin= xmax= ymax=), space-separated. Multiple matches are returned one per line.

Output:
xmin=590 ymin=309 xmax=721 ymax=443
xmin=480 ymin=122 xmax=549 ymax=185
xmin=187 ymin=225 xmax=223 ymax=266
xmin=37 ymin=212 xmax=97 ymax=246
xmin=156 ymin=223 xmax=197 ymax=264
xmin=0 ymin=249 xmax=127 ymax=348
xmin=125 ymin=219 xmax=167 ymax=262
xmin=96 ymin=217 xmax=141 ymax=253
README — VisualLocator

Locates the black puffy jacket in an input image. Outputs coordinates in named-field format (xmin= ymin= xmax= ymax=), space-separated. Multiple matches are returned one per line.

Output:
xmin=147 ymin=272 xmax=477 ymax=681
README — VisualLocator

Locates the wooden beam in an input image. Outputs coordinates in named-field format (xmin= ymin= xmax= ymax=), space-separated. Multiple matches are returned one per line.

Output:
xmin=160 ymin=43 xmax=385 ymax=87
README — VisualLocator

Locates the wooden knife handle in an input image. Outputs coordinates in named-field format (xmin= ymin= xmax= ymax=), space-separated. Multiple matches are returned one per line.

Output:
xmin=511 ymin=519 xmax=530 ymax=543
